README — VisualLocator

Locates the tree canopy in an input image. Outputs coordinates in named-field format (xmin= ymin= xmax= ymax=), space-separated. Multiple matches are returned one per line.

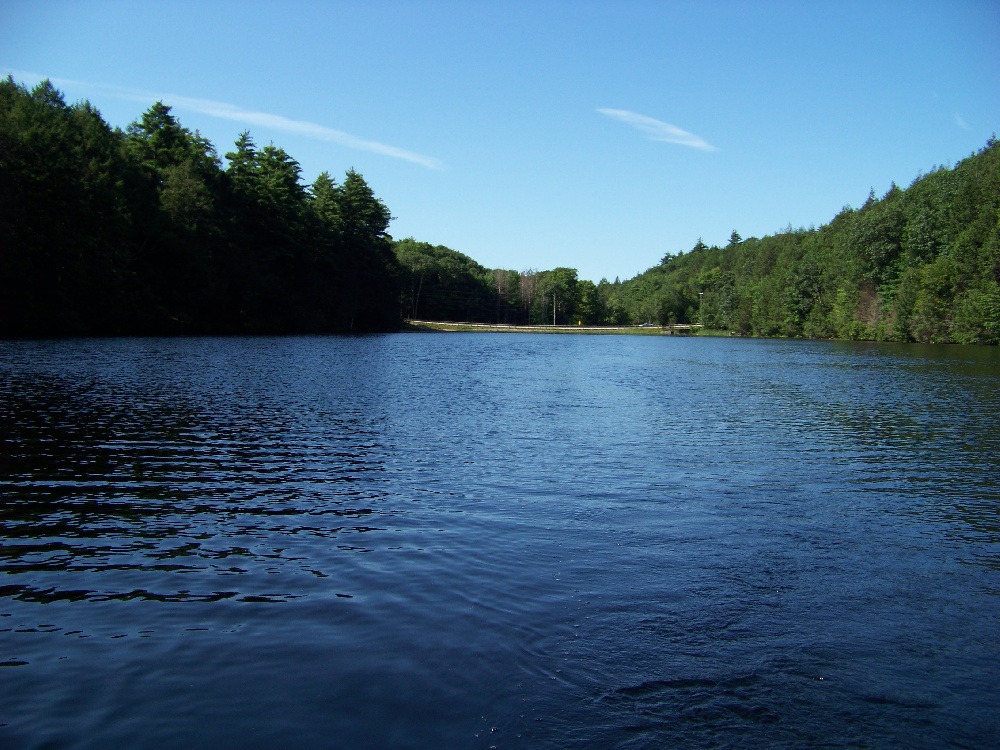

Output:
xmin=0 ymin=76 xmax=400 ymax=336
xmin=2 ymin=75 xmax=997 ymax=343
xmin=390 ymin=136 xmax=999 ymax=342
xmin=598 ymin=139 xmax=999 ymax=343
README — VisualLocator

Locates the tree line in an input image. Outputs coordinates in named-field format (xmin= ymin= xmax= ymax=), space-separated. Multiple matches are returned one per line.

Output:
xmin=605 ymin=137 xmax=999 ymax=344
xmin=394 ymin=238 xmax=614 ymax=326
xmin=394 ymin=139 xmax=1000 ymax=344
xmin=3 ymin=75 xmax=997 ymax=343
xmin=1 ymin=76 xmax=397 ymax=336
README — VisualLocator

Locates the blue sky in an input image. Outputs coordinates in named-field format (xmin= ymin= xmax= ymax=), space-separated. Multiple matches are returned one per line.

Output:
xmin=3 ymin=0 xmax=998 ymax=283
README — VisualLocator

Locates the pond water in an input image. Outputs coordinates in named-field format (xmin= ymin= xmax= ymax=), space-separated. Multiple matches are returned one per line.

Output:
xmin=1 ymin=334 xmax=998 ymax=748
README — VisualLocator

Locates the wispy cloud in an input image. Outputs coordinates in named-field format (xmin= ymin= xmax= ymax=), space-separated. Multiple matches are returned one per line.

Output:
xmin=955 ymin=113 xmax=970 ymax=131
xmin=597 ymin=108 xmax=717 ymax=152
xmin=3 ymin=69 xmax=444 ymax=169
xmin=164 ymin=93 xmax=444 ymax=170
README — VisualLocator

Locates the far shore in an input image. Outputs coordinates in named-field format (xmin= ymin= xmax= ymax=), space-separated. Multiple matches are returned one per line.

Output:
xmin=402 ymin=320 xmax=718 ymax=335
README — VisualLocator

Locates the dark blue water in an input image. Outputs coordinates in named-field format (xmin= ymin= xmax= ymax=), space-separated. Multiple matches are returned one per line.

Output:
xmin=1 ymin=334 xmax=998 ymax=748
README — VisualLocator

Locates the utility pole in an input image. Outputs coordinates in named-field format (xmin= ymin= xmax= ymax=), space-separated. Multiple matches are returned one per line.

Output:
xmin=553 ymin=293 xmax=556 ymax=326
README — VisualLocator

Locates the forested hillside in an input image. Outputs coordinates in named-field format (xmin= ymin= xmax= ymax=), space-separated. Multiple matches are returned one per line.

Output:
xmin=3 ymin=76 xmax=997 ymax=343
xmin=396 ymin=139 xmax=1000 ymax=344
xmin=0 ymin=77 xmax=398 ymax=336
xmin=605 ymin=138 xmax=1000 ymax=344
xmin=393 ymin=239 xmax=608 ymax=326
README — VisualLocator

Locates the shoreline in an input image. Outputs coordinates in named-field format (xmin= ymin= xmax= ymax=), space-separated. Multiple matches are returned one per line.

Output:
xmin=401 ymin=320 xmax=715 ymax=335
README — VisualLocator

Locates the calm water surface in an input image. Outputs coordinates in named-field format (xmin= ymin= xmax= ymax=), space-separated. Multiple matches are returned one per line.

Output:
xmin=1 ymin=334 xmax=998 ymax=748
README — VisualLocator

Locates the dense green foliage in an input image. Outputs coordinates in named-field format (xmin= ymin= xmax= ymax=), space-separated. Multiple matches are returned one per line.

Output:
xmin=3 ymin=76 xmax=997 ymax=343
xmin=394 ymin=238 xmax=493 ymax=322
xmin=392 ymin=240 xmax=613 ymax=326
xmin=603 ymin=141 xmax=1000 ymax=343
xmin=393 ymin=138 xmax=999 ymax=343
xmin=1 ymin=77 xmax=398 ymax=336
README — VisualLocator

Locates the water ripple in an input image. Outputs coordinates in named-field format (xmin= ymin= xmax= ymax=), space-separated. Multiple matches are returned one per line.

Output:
xmin=1 ymin=335 xmax=998 ymax=748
